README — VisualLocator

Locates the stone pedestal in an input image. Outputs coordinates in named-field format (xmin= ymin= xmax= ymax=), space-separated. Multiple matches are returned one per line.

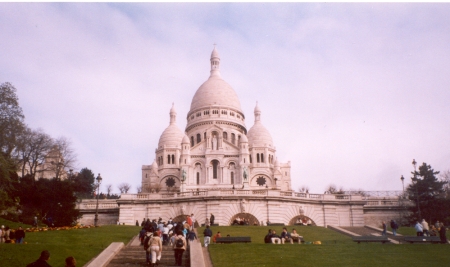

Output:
xmin=243 ymin=181 xmax=250 ymax=189
xmin=180 ymin=182 xmax=186 ymax=192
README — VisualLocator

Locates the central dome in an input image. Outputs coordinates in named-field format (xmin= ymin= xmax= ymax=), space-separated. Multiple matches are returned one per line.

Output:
xmin=189 ymin=47 xmax=243 ymax=113
xmin=190 ymin=77 xmax=242 ymax=112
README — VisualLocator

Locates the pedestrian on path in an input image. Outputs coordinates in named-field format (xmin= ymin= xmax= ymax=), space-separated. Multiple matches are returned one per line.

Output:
xmin=173 ymin=230 xmax=187 ymax=266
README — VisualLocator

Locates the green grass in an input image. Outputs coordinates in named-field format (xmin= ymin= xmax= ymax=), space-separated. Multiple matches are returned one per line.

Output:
xmin=198 ymin=225 xmax=450 ymax=267
xmin=0 ymin=219 xmax=139 ymax=267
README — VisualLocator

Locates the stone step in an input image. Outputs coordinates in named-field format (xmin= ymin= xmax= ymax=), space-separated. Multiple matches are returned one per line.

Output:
xmin=107 ymin=245 xmax=189 ymax=267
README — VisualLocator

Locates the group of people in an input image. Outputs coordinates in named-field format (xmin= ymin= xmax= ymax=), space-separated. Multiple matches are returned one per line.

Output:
xmin=26 ymin=250 xmax=76 ymax=267
xmin=264 ymin=228 xmax=304 ymax=244
xmin=414 ymin=219 xmax=448 ymax=243
xmin=231 ymin=217 xmax=250 ymax=225
xmin=0 ymin=225 xmax=26 ymax=244
xmin=382 ymin=219 xmax=448 ymax=244
xmin=139 ymin=215 xmax=199 ymax=266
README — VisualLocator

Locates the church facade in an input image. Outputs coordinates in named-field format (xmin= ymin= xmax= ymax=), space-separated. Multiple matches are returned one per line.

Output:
xmin=141 ymin=47 xmax=291 ymax=194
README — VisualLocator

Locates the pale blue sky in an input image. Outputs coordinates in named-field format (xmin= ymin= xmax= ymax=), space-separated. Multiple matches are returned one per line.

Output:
xmin=1 ymin=3 xmax=449 ymax=193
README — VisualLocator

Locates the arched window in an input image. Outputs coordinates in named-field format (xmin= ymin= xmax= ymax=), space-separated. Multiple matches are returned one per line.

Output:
xmin=196 ymin=172 xmax=200 ymax=185
xmin=172 ymin=154 xmax=175 ymax=164
xmin=191 ymin=136 xmax=194 ymax=147
xmin=167 ymin=155 xmax=171 ymax=164
xmin=250 ymin=155 xmax=252 ymax=163
xmin=257 ymin=153 xmax=260 ymax=163
xmin=212 ymin=160 xmax=219 ymax=179
xmin=223 ymin=132 xmax=228 ymax=140
xmin=231 ymin=133 xmax=236 ymax=144
xmin=261 ymin=153 xmax=264 ymax=163
xmin=197 ymin=133 xmax=201 ymax=144
xmin=231 ymin=172 xmax=234 ymax=184
xmin=204 ymin=132 xmax=206 ymax=140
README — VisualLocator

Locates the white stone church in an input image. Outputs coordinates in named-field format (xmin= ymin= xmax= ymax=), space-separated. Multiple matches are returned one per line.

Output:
xmin=141 ymin=46 xmax=291 ymax=194
xmin=80 ymin=47 xmax=404 ymax=227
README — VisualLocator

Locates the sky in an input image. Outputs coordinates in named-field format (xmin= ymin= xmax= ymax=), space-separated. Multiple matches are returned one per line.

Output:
xmin=1 ymin=3 xmax=450 ymax=194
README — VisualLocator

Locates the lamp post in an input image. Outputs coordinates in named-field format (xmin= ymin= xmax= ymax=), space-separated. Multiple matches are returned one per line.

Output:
xmin=400 ymin=175 xmax=405 ymax=195
xmin=94 ymin=173 xmax=102 ymax=227
xmin=412 ymin=159 xmax=422 ymax=220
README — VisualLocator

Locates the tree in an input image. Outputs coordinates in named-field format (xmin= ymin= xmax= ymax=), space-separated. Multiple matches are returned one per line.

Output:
xmin=73 ymin=168 xmax=96 ymax=199
xmin=407 ymin=162 xmax=447 ymax=224
xmin=440 ymin=170 xmax=450 ymax=198
xmin=105 ymin=184 xmax=113 ymax=196
xmin=0 ymin=82 xmax=25 ymax=157
xmin=15 ymin=176 xmax=79 ymax=226
xmin=118 ymin=183 xmax=131 ymax=194
xmin=325 ymin=184 xmax=344 ymax=194
xmin=16 ymin=127 xmax=54 ymax=179
xmin=0 ymin=82 xmax=25 ymax=215
xmin=137 ymin=185 xmax=142 ymax=194
xmin=47 ymin=137 xmax=77 ymax=180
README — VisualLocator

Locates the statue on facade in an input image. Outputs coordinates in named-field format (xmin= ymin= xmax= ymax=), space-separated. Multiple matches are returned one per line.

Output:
xmin=243 ymin=167 xmax=248 ymax=181
xmin=181 ymin=205 xmax=186 ymax=215
xmin=181 ymin=169 xmax=187 ymax=182
xmin=212 ymin=135 xmax=218 ymax=150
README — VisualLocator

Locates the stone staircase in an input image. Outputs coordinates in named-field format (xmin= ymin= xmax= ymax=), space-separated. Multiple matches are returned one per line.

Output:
xmin=107 ymin=241 xmax=190 ymax=267
xmin=340 ymin=226 xmax=403 ymax=243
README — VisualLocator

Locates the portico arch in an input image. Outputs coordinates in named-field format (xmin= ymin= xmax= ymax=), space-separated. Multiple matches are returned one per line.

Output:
xmin=289 ymin=215 xmax=316 ymax=226
xmin=229 ymin=213 xmax=260 ymax=226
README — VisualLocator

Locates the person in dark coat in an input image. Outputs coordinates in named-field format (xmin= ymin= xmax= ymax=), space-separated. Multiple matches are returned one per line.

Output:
xmin=210 ymin=213 xmax=215 ymax=225
xmin=439 ymin=222 xmax=447 ymax=244
xmin=15 ymin=226 xmax=25 ymax=244
xmin=27 ymin=250 xmax=52 ymax=267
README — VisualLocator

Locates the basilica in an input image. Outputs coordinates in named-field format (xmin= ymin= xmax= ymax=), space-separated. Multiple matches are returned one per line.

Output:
xmin=86 ymin=47 xmax=403 ymax=227
xmin=141 ymin=47 xmax=292 ymax=193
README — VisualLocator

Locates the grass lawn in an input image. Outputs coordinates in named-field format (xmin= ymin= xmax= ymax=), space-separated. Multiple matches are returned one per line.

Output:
xmin=198 ymin=225 xmax=450 ymax=267
xmin=0 ymin=218 xmax=139 ymax=267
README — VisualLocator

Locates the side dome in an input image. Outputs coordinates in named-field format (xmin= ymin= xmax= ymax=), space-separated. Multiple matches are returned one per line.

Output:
xmin=158 ymin=124 xmax=184 ymax=148
xmin=247 ymin=122 xmax=273 ymax=147
xmin=247 ymin=102 xmax=273 ymax=147
xmin=182 ymin=135 xmax=190 ymax=144
xmin=189 ymin=47 xmax=243 ymax=113
xmin=158 ymin=104 xmax=185 ymax=148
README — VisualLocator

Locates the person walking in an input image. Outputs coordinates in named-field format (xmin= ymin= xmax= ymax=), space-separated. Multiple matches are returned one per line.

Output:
xmin=381 ymin=221 xmax=387 ymax=236
xmin=173 ymin=230 xmax=187 ymax=266
xmin=149 ymin=231 xmax=162 ymax=267
xmin=210 ymin=213 xmax=215 ymax=225
xmin=390 ymin=220 xmax=398 ymax=236
xmin=203 ymin=225 xmax=212 ymax=247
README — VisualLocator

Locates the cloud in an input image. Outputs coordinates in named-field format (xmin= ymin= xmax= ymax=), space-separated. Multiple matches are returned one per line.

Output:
xmin=1 ymin=3 xmax=450 ymax=193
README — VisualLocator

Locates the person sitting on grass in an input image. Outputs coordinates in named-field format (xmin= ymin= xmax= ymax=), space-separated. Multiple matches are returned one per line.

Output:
xmin=290 ymin=229 xmax=303 ymax=244
xmin=212 ymin=231 xmax=221 ymax=243
xmin=270 ymin=230 xmax=281 ymax=244
xmin=264 ymin=229 xmax=272 ymax=243
xmin=280 ymin=228 xmax=293 ymax=244
xmin=27 ymin=250 xmax=52 ymax=267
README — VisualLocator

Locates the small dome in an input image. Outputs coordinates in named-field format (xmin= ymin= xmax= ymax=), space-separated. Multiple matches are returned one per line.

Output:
xmin=240 ymin=134 xmax=248 ymax=143
xmin=182 ymin=135 xmax=190 ymax=144
xmin=247 ymin=122 xmax=273 ymax=147
xmin=158 ymin=124 xmax=184 ymax=148
xmin=158 ymin=104 xmax=184 ymax=148
xmin=247 ymin=103 xmax=273 ymax=147
xmin=211 ymin=46 xmax=219 ymax=59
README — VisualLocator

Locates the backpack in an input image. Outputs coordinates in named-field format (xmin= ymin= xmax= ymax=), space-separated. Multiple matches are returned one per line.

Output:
xmin=175 ymin=237 xmax=184 ymax=248
xmin=143 ymin=233 xmax=153 ymax=250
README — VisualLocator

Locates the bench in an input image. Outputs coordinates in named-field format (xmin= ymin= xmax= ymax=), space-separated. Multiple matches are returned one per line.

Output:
xmin=267 ymin=223 xmax=285 ymax=226
xmin=403 ymin=236 xmax=441 ymax=244
xmin=352 ymin=236 xmax=390 ymax=244
xmin=215 ymin=237 xmax=251 ymax=243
